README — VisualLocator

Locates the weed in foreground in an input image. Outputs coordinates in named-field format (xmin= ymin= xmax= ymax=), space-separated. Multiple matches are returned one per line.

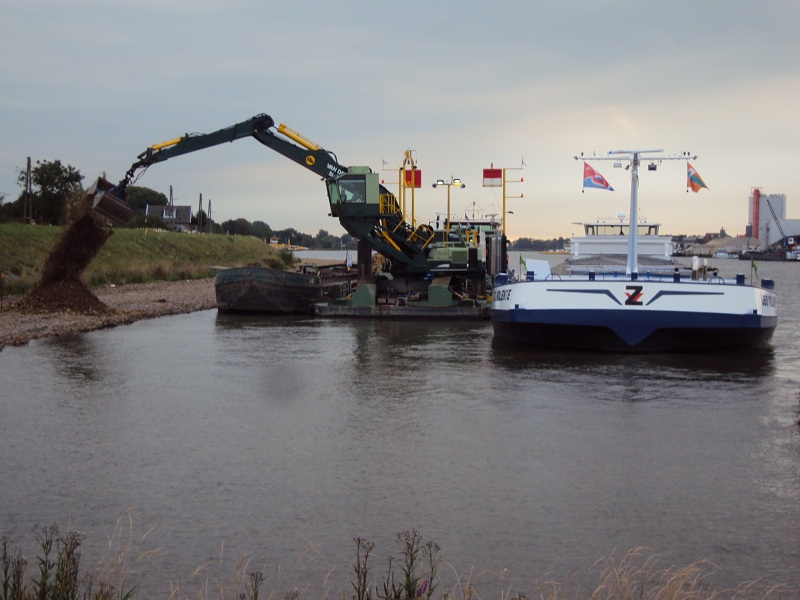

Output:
xmin=346 ymin=530 xmax=442 ymax=600
xmin=3 ymin=522 xmax=799 ymax=600
xmin=352 ymin=537 xmax=374 ymax=600
xmin=0 ymin=523 xmax=137 ymax=600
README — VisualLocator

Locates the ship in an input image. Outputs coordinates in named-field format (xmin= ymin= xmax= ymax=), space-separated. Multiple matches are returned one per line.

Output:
xmin=491 ymin=150 xmax=777 ymax=353
xmin=215 ymin=263 xmax=357 ymax=314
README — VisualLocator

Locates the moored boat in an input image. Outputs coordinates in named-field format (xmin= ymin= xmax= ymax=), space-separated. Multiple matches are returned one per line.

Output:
xmin=492 ymin=272 xmax=777 ymax=352
xmin=712 ymin=249 xmax=739 ymax=259
xmin=491 ymin=149 xmax=778 ymax=353
xmin=313 ymin=206 xmax=500 ymax=320
xmin=738 ymin=250 xmax=785 ymax=262
xmin=215 ymin=263 xmax=357 ymax=314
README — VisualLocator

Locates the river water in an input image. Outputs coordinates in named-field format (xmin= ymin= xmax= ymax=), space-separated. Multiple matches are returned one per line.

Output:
xmin=1 ymin=255 xmax=799 ymax=597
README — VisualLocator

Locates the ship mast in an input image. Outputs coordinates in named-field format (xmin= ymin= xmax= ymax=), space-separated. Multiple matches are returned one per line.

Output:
xmin=576 ymin=149 xmax=696 ymax=277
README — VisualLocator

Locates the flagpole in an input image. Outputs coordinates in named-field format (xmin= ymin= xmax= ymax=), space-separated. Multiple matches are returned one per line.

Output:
xmin=501 ymin=167 xmax=524 ymax=237
xmin=622 ymin=151 xmax=643 ymax=276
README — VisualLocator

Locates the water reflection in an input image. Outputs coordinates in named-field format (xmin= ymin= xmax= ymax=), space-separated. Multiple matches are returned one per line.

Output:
xmin=1 ymin=307 xmax=798 ymax=595
xmin=490 ymin=336 xmax=776 ymax=379
xmin=40 ymin=334 xmax=110 ymax=384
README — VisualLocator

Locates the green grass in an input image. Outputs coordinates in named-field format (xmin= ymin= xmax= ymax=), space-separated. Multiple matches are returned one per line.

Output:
xmin=0 ymin=224 xmax=293 ymax=296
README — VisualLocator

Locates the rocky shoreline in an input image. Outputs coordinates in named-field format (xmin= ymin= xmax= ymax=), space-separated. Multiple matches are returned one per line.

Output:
xmin=0 ymin=278 xmax=216 ymax=351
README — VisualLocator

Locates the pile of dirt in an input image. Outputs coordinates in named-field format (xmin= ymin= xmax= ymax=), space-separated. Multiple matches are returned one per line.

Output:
xmin=13 ymin=279 xmax=112 ymax=315
xmin=13 ymin=214 xmax=114 ymax=315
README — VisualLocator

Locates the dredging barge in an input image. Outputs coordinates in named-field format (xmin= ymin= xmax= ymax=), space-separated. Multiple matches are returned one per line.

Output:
xmin=88 ymin=113 xmax=505 ymax=319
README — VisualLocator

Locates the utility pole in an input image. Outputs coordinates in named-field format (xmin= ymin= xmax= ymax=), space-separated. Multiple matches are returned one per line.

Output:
xmin=23 ymin=157 xmax=32 ymax=224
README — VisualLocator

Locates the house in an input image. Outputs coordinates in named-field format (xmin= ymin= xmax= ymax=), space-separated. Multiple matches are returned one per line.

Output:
xmin=145 ymin=204 xmax=193 ymax=231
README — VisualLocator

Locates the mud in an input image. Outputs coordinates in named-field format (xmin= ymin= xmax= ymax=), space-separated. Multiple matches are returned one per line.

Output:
xmin=0 ymin=278 xmax=216 ymax=351
xmin=12 ymin=213 xmax=113 ymax=316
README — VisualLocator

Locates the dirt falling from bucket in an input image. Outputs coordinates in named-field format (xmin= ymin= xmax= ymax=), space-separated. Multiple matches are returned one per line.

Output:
xmin=14 ymin=214 xmax=114 ymax=315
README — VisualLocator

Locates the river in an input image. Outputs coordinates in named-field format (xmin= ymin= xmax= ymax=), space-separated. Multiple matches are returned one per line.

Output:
xmin=1 ymin=254 xmax=798 ymax=597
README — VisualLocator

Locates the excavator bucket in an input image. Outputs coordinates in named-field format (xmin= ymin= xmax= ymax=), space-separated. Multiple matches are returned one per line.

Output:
xmin=86 ymin=176 xmax=136 ymax=226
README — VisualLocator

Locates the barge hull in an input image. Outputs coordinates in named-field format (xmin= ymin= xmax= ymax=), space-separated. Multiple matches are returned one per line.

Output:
xmin=314 ymin=302 xmax=490 ymax=319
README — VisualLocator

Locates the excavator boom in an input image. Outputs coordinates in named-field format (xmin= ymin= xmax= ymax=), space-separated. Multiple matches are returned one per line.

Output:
xmin=89 ymin=113 xmax=345 ymax=225
xmin=122 ymin=113 xmax=345 ymax=184
xmin=88 ymin=113 xmax=474 ymax=281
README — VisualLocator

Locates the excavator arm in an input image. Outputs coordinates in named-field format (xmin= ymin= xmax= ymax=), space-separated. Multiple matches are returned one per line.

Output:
xmin=91 ymin=113 xmax=347 ymax=227
xmin=119 ymin=113 xmax=346 ymax=189
xmin=88 ymin=113 xmax=438 ymax=277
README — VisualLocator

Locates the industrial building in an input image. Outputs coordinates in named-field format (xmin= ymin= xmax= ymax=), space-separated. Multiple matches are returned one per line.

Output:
xmin=747 ymin=188 xmax=800 ymax=250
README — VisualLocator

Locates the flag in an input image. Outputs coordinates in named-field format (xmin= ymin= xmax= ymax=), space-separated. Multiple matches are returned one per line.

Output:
xmin=583 ymin=162 xmax=614 ymax=191
xmin=751 ymin=257 xmax=758 ymax=279
xmin=687 ymin=162 xmax=708 ymax=192
xmin=483 ymin=168 xmax=503 ymax=187
xmin=404 ymin=169 xmax=422 ymax=188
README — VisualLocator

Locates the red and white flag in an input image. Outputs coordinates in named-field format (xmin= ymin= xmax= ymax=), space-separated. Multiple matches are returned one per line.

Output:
xmin=583 ymin=162 xmax=614 ymax=191
xmin=483 ymin=167 xmax=502 ymax=187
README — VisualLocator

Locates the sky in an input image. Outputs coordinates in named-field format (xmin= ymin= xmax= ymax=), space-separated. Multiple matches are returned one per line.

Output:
xmin=2 ymin=0 xmax=798 ymax=240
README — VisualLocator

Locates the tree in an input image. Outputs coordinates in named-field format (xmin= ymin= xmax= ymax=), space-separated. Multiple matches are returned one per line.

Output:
xmin=271 ymin=228 xmax=299 ymax=245
xmin=16 ymin=159 xmax=83 ymax=225
xmin=510 ymin=237 xmax=567 ymax=251
xmin=125 ymin=186 xmax=168 ymax=210
xmin=220 ymin=218 xmax=252 ymax=236
xmin=251 ymin=220 xmax=272 ymax=241
xmin=0 ymin=190 xmax=23 ymax=223
xmin=194 ymin=209 xmax=209 ymax=231
xmin=314 ymin=228 xmax=341 ymax=249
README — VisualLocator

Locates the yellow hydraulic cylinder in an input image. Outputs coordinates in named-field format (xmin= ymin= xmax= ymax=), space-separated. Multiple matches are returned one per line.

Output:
xmin=278 ymin=124 xmax=320 ymax=151
xmin=150 ymin=137 xmax=184 ymax=151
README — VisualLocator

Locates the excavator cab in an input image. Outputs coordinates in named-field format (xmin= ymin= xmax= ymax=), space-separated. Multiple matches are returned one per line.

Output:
xmin=335 ymin=176 xmax=367 ymax=204
xmin=325 ymin=167 xmax=377 ymax=218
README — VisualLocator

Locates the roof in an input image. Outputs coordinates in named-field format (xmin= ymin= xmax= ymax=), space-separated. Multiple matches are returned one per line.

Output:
xmin=145 ymin=205 xmax=193 ymax=224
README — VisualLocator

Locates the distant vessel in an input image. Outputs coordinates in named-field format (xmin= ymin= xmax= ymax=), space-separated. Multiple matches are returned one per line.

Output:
xmin=268 ymin=237 xmax=308 ymax=251
xmin=712 ymin=249 xmax=739 ymax=259
xmin=543 ymin=246 xmax=570 ymax=255
xmin=740 ymin=237 xmax=800 ymax=262
xmin=492 ymin=149 xmax=777 ymax=352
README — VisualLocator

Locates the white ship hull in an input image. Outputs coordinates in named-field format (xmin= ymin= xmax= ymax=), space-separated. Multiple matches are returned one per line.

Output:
xmin=492 ymin=276 xmax=777 ymax=353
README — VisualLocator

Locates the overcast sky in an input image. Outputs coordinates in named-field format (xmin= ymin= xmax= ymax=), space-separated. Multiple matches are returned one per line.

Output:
xmin=2 ymin=1 xmax=798 ymax=240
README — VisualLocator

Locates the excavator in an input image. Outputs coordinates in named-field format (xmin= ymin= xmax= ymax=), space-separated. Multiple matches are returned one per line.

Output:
xmin=88 ymin=113 xmax=505 ymax=314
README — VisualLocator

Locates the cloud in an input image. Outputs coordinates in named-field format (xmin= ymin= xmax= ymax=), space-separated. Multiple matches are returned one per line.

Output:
xmin=1 ymin=1 xmax=798 ymax=238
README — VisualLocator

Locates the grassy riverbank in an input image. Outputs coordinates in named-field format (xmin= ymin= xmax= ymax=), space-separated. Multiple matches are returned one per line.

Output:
xmin=0 ymin=223 xmax=292 ymax=296
xmin=2 ymin=524 xmax=796 ymax=600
